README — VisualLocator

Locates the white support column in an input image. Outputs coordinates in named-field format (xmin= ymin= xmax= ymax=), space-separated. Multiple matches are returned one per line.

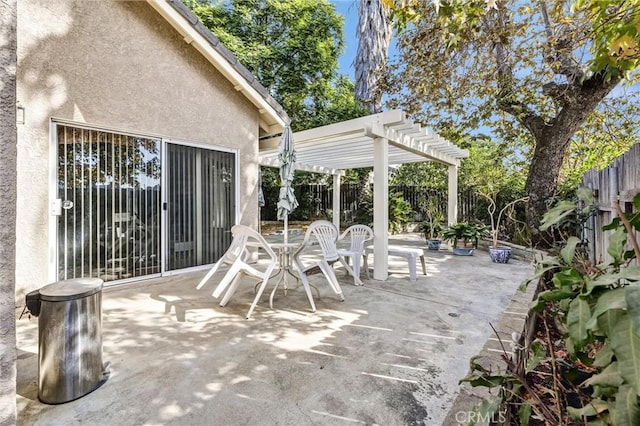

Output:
xmin=447 ymin=164 xmax=458 ymax=225
xmin=332 ymin=173 xmax=341 ymax=229
xmin=373 ymin=137 xmax=389 ymax=280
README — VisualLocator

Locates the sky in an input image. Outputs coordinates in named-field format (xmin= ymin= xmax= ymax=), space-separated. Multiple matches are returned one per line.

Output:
xmin=329 ymin=0 xmax=360 ymax=79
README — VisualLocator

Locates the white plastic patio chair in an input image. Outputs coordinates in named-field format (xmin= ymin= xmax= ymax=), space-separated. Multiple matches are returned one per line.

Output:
xmin=337 ymin=224 xmax=374 ymax=285
xmin=196 ymin=224 xmax=278 ymax=319
xmin=292 ymin=221 xmax=361 ymax=306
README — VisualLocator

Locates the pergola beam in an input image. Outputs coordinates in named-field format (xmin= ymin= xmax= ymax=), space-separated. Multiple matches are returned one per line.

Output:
xmin=258 ymin=110 xmax=468 ymax=281
xmin=258 ymin=156 xmax=345 ymax=176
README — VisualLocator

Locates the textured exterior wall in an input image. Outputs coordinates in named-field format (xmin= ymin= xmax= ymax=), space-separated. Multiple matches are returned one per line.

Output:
xmin=0 ymin=0 xmax=18 ymax=421
xmin=16 ymin=0 xmax=262 ymax=300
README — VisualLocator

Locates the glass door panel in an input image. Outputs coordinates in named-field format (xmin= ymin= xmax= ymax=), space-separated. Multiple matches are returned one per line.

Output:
xmin=56 ymin=124 xmax=161 ymax=281
xmin=165 ymin=143 xmax=235 ymax=271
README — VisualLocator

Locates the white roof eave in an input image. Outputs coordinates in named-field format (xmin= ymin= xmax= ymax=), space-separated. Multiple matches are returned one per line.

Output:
xmin=147 ymin=0 xmax=287 ymax=134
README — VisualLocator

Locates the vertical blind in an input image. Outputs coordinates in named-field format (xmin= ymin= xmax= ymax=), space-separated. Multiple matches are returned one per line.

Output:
xmin=166 ymin=143 xmax=235 ymax=271
xmin=57 ymin=125 xmax=236 ymax=281
xmin=57 ymin=124 xmax=161 ymax=281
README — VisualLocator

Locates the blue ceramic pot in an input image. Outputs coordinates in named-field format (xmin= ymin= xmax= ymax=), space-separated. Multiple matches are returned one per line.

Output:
xmin=427 ymin=239 xmax=441 ymax=250
xmin=489 ymin=246 xmax=511 ymax=263
xmin=452 ymin=247 xmax=474 ymax=256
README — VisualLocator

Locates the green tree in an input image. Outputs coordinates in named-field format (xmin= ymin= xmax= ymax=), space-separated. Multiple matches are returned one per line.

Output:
xmin=383 ymin=0 xmax=640 ymax=246
xmin=188 ymin=0 xmax=344 ymax=131
xmin=459 ymin=136 xmax=526 ymax=196
xmin=561 ymin=93 xmax=640 ymax=190
xmin=189 ymin=1 xmax=370 ymax=187
xmin=390 ymin=134 xmax=527 ymax=196
xmin=301 ymin=76 xmax=370 ymax=129
xmin=390 ymin=162 xmax=447 ymax=189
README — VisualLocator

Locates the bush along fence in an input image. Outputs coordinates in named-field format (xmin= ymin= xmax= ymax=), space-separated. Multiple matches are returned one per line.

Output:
xmin=461 ymin=187 xmax=640 ymax=425
xmin=259 ymin=184 xmax=482 ymax=223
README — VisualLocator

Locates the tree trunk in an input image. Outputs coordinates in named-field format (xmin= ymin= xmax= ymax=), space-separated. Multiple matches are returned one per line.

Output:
xmin=525 ymin=74 xmax=618 ymax=247
xmin=525 ymin=128 xmax=572 ymax=246
xmin=355 ymin=0 xmax=391 ymax=113
xmin=0 ymin=0 xmax=17 ymax=423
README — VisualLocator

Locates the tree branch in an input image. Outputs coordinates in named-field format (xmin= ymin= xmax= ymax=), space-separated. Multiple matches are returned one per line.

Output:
xmin=542 ymin=82 xmax=578 ymax=108
xmin=537 ymin=0 xmax=586 ymax=83
xmin=495 ymin=85 xmax=549 ymax=138
xmin=614 ymin=199 xmax=640 ymax=260
xmin=489 ymin=8 xmax=549 ymax=139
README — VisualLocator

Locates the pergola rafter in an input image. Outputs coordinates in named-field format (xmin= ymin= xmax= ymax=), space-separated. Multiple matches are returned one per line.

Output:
xmin=259 ymin=110 xmax=468 ymax=281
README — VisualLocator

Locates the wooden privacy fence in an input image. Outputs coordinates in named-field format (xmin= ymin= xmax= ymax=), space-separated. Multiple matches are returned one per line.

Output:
xmin=259 ymin=184 xmax=481 ymax=223
xmin=582 ymin=143 xmax=640 ymax=262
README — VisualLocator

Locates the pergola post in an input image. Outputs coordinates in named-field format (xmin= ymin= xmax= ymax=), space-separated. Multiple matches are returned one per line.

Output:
xmin=373 ymin=137 xmax=388 ymax=280
xmin=332 ymin=173 xmax=341 ymax=229
xmin=447 ymin=164 xmax=458 ymax=225
xmin=259 ymin=110 xmax=469 ymax=282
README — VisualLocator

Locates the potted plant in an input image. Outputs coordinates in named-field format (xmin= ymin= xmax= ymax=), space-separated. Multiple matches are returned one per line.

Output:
xmin=441 ymin=222 xmax=488 ymax=256
xmin=420 ymin=220 xmax=443 ymax=250
xmin=481 ymin=193 xmax=529 ymax=263
xmin=418 ymin=197 xmax=444 ymax=250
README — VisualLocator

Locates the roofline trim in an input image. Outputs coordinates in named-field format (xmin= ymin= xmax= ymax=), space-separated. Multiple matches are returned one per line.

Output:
xmin=146 ymin=0 xmax=287 ymax=130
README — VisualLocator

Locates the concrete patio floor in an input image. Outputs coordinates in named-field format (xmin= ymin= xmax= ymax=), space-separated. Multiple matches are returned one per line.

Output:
xmin=16 ymin=234 xmax=533 ymax=425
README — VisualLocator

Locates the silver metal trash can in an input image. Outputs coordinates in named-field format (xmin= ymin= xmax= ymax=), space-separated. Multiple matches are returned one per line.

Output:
xmin=28 ymin=278 xmax=107 ymax=404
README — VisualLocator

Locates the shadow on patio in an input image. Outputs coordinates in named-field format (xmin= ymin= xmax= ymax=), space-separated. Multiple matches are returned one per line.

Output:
xmin=16 ymin=233 xmax=533 ymax=425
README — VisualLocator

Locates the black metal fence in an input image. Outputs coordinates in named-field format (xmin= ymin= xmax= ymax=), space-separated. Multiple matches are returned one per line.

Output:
xmin=260 ymin=184 xmax=482 ymax=223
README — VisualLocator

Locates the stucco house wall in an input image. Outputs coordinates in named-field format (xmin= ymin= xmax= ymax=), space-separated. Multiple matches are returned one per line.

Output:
xmin=15 ymin=0 xmax=280 ymax=300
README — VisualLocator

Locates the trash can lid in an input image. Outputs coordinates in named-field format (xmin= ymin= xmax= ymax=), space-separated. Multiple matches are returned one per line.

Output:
xmin=39 ymin=278 xmax=104 ymax=301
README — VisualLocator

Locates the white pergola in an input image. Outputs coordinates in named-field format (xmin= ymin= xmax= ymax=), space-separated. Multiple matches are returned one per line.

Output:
xmin=259 ymin=110 xmax=468 ymax=281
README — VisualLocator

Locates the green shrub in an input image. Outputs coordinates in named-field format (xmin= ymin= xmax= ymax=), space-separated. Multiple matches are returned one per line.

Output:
xmin=462 ymin=188 xmax=640 ymax=424
xmin=353 ymin=190 xmax=413 ymax=234
xmin=388 ymin=192 xmax=413 ymax=234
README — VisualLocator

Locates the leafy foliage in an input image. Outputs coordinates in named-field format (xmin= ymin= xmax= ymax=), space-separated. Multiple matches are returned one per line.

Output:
xmin=440 ymin=222 xmax=488 ymax=248
xmin=463 ymin=188 xmax=640 ymax=424
xmin=574 ymin=0 xmax=640 ymax=79
xmin=418 ymin=196 xmax=444 ymax=240
xmin=187 ymin=0 xmax=353 ymax=131
xmin=390 ymin=162 xmax=447 ymax=189
xmin=561 ymin=94 xmax=640 ymax=191
xmin=381 ymin=0 xmax=640 ymax=245
xmin=388 ymin=191 xmax=413 ymax=233
xmin=353 ymin=190 xmax=413 ymax=234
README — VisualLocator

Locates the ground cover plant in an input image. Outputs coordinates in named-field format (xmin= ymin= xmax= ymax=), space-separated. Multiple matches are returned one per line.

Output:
xmin=461 ymin=188 xmax=640 ymax=424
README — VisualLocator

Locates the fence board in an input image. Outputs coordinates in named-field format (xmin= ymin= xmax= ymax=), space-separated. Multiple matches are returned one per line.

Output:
xmin=582 ymin=143 xmax=640 ymax=262
xmin=260 ymin=184 xmax=480 ymax=223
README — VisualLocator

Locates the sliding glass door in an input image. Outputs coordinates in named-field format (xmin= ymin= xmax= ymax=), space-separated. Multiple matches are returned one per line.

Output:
xmin=56 ymin=124 xmax=161 ymax=281
xmin=55 ymin=123 xmax=237 ymax=282
xmin=165 ymin=143 xmax=236 ymax=271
